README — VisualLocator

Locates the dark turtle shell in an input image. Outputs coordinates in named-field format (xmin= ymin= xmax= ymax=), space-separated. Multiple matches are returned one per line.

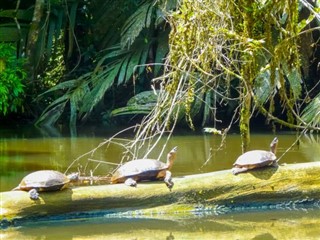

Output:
xmin=111 ymin=159 xmax=168 ymax=183
xmin=15 ymin=170 xmax=70 ymax=192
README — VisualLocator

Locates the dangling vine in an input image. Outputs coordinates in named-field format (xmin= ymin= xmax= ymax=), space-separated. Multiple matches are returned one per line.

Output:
xmin=132 ymin=0 xmax=320 ymax=151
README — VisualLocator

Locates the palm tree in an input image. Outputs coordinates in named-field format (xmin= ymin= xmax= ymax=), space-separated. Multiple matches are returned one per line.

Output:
xmin=36 ymin=0 xmax=174 ymax=127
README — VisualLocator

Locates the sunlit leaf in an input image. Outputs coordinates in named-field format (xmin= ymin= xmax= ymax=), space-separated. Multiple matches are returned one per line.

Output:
xmin=301 ymin=93 xmax=320 ymax=127
xmin=283 ymin=63 xmax=302 ymax=100
xmin=254 ymin=70 xmax=273 ymax=104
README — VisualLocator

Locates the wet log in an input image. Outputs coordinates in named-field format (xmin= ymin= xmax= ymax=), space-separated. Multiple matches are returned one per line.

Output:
xmin=1 ymin=162 xmax=320 ymax=227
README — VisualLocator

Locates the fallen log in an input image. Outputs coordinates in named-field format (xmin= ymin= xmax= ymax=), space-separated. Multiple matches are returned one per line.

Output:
xmin=1 ymin=162 xmax=320 ymax=227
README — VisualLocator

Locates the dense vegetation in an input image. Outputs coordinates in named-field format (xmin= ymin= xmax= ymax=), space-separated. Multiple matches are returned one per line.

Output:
xmin=159 ymin=0 xmax=320 ymax=149
xmin=0 ymin=0 xmax=319 ymax=147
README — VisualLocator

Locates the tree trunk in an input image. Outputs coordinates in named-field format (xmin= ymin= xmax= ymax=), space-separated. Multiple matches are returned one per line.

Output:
xmin=1 ymin=162 xmax=320 ymax=227
xmin=240 ymin=89 xmax=251 ymax=152
xmin=25 ymin=0 xmax=44 ymax=81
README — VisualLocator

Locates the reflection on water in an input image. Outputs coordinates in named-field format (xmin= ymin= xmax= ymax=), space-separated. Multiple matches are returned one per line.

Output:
xmin=299 ymin=134 xmax=320 ymax=162
xmin=2 ymin=209 xmax=320 ymax=239
xmin=1 ymin=125 xmax=320 ymax=238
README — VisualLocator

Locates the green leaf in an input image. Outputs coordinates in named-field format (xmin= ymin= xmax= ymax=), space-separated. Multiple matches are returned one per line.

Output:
xmin=154 ymin=29 xmax=169 ymax=75
xmin=254 ymin=70 xmax=273 ymax=104
xmin=80 ymin=62 xmax=119 ymax=114
xmin=283 ymin=63 xmax=302 ymax=100
xmin=125 ymin=50 xmax=143 ymax=83
xmin=93 ymin=46 xmax=128 ymax=74
xmin=301 ymin=93 xmax=320 ymax=127
xmin=111 ymin=104 xmax=155 ymax=116
xmin=117 ymin=55 xmax=130 ymax=85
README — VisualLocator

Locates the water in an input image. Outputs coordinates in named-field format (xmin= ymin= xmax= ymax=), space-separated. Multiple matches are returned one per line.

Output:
xmin=1 ymin=125 xmax=320 ymax=239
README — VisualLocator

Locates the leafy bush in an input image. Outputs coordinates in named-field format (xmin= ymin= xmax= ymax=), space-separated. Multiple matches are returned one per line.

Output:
xmin=0 ymin=43 xmax=26 ymax=115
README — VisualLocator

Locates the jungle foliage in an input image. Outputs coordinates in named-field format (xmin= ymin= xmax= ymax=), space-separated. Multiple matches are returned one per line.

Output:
xmin=0 ymin=43 xmax=26 ymax=115
xmin=0 ymin=0 xmax=319 ymax=148
xmin=35 ymin=0 xmax=173 ymax=127
xmin=145 ymin=0 xmax=320 ymax=150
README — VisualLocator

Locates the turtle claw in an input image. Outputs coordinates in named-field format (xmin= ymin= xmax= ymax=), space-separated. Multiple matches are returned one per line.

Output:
xmin=166 ymin=181 xmax=174 ymax=191
xmin=28 ymin=189 xmax=39 ymax=200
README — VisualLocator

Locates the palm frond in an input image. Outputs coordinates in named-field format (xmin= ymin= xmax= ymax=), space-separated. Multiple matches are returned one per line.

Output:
xmin=111 ymin=90 xmax=158 ymax=116
xmin=38 ymin=76 xmax=88 ymax=97
xmin=90 ymin=0 xmax=139 ymax=48
xmin=153 ymin=28 xmax=169 ymax=75
xmin=36 ymin=75 xmax=91 ymax=126
xmin=37 ymin=0 xmax=171 ymax=126
xmin=35 ymin=97 xmax=68 ymax=126
xmin=117 ymin=55 xmax=131 ymax=85
xmin=94 ymin=45 xmax=128 ymax=73
xmin=120 ymin=0 xmax=155 ymax=49
xmin=80 ymin=61 xmax=121 ymax=114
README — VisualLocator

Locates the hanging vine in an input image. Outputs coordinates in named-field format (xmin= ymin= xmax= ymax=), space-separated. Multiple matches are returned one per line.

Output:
xmin=134 ymin=0 xmax=320 ymax=151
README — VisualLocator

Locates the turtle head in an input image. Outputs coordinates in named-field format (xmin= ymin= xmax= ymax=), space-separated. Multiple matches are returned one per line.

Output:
xmin=270 ymin=137 xmax=278 ymax=154
xmin=67 ymin=172 xmax=80 ymax=182
xmin=167 ymin=146 xmax=178 ymax=169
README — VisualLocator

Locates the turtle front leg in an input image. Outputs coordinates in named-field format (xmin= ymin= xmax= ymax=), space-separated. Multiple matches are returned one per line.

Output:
xmin=271 ymin=161 xmax=279 ymax=167
xmin=28 ymin=188 xmax=40 ymax=200
xmin=232 ymin=167 xmax=249 ymax=175
xmin=164 ymin=170 xmax=174 ymax=191
xmin=124 ymin=178 xmax=137 ymax=187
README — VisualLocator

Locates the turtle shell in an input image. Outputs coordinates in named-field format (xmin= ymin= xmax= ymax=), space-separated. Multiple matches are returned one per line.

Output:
xmin=233 ymin=150 xmax=276 ymax=169
xmin=111 ymin=159 xmax=168 ymax=183
xmin=16 ymin=170 xmax=70 ymax=192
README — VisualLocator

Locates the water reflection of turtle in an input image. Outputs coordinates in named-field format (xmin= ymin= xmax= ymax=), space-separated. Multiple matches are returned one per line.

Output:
xmin=111 ymin=146 xmax=178 ymax=190
xmin=13 ymin=170 xmax=78 ymax=200
xmin=232 ymin=137 xmax=278 ymax=175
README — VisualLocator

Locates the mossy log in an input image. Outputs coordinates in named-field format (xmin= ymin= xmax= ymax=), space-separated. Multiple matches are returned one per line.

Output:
xmin=1 ymin=162 xmax=320 ymax=227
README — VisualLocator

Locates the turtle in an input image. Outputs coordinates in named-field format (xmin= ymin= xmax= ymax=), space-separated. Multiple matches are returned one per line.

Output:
xmin=232 ymin=137 xmax=279 ymax=175
xmin=111 ymin=146 xmax=178 ymax=190
xmin=13 ymin=170 xmax=79 ymax=200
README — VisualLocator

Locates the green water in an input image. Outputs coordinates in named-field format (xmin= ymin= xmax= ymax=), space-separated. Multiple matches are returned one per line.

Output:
xmin=1 ymin=125 xmax=320 ymax=239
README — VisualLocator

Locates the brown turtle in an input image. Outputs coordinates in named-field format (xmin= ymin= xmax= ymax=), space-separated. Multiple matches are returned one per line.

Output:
xmin=232 ymin=137 xmax=278 ymax=175
xmin=13 ymin=170 xmax=78 ymax=200
xmin=111 ymin=146 xmax=178 ymax=190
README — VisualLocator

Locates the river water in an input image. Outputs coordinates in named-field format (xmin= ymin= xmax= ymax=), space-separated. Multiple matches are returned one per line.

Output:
xmin=1 ymin=125 xmax=320 ymax=239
